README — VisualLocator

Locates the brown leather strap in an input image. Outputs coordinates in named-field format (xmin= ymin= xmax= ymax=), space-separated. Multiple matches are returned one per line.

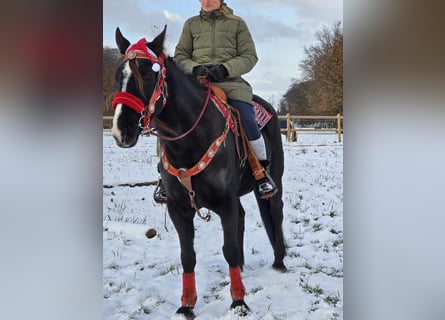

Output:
xmin=246 ymin=141 xmax=266 ymax=181
xmin=210 ymin=84 xmax=228 ymax=104
xmin=177 ymin=169 xmax=211 ymax=221
xmin=161 ymin=133 xmax=227 ymax=178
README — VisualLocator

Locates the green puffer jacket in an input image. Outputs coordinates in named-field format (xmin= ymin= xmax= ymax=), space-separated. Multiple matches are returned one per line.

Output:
xmin=174 ymin=5 xmax=258 ymax=104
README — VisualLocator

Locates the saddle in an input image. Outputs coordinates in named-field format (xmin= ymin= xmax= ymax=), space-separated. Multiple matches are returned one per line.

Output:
xmin=210 ymin=83 xmax=228 ymax=105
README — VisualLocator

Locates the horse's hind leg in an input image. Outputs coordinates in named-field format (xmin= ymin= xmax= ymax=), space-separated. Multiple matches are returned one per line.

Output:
xmin=237 ymin=200 xmax=246 ymax=270
xmin=168 ymin=207 xmax=197 ymax=318
xmin=255 ymin=193 xmax=287 ymax=271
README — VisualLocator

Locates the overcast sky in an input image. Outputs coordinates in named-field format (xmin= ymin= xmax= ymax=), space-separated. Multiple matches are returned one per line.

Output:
xmin=103 ymin=0 xmax=342 ymax=107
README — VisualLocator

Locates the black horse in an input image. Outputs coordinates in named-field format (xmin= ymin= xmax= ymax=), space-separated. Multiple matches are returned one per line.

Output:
xmin=111 ymin=26 xmax=286 ymax=318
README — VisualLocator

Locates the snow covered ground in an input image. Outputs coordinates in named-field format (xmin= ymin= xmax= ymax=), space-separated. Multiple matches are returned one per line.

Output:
xmin=103 ymin=132 xmax=343 ymax=320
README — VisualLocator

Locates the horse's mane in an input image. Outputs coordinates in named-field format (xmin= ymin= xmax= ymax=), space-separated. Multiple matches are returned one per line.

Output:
xmin=152 ymin=56 xmax=210 ymax=135
xmin=165 ymin=57 xmax=206 ymax=92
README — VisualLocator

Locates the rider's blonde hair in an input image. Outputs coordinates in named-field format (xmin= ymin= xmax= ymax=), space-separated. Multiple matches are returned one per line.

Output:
xmin=220 ymin=2 xmax=241 ymax=20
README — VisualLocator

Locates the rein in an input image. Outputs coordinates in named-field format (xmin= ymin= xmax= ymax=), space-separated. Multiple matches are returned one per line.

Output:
xmin=148 ymin=83 xmax=212 ymax=141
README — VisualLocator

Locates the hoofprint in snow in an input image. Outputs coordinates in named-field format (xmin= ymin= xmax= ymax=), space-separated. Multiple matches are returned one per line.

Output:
xmin=103 ymin=132 xmax=343 ymax=320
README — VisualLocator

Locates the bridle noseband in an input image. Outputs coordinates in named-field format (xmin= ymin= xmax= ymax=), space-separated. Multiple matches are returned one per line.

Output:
xmin=111 ymin=38 xmax=168 ymax=130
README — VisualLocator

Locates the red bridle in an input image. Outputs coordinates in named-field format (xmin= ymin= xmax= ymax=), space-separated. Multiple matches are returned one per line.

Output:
xmin=111 ymin=39 xmax=167 ymax=130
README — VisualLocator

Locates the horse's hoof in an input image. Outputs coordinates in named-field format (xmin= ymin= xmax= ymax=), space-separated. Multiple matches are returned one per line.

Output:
xmin=230 ymin=300 xmax=250 ymax=316
xmin=176 ymin=306 xmax=195 ymax=319
xmin=272 ymin=261 xmax=288 ymax=273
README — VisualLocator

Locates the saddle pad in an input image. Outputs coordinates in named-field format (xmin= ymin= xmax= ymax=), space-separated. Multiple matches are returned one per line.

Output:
xmin=211 ymin=96 xmax=273 ymax=131
xmin=253 ymin=101 xmax=273 ymax=130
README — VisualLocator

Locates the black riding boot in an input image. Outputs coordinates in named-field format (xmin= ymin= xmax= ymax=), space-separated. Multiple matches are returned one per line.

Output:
xmin=153 ymin=178 xmax=167 ymax=204
xmin=256 ymin=160 xmax=278 ymax=199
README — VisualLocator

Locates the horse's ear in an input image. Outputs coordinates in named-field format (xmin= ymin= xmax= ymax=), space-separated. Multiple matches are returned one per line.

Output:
xmin=148 ymin=25 xmax=167 ymax=56
xmin=115 ymin=27 xmax=130 ymax=55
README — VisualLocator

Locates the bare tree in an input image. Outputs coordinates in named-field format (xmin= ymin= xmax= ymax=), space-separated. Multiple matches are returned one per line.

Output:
xmin=299 ymin=21 xmax=343 ymax=115
xmin=103 ymin=47 xmax=122 ymax=115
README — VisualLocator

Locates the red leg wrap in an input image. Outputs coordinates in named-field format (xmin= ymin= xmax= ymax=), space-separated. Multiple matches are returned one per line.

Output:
xmin=181 ymin=272 xmax=197 ymax=307
xmin=229 ymin=267 xmax=246 ymax=301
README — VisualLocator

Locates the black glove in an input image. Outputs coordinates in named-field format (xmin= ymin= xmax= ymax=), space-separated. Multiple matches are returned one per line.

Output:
xmin=207 ymin=64 xmax=228 ymax=82
xmin=192 ymin=65 xmax=210 ymax=78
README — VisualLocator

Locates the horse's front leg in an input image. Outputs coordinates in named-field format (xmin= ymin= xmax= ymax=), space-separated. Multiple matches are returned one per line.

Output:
xmin=220 ymin=203 xmax=250 ymax=314
xmin=168 ymin=205 xmax=197 ymax=318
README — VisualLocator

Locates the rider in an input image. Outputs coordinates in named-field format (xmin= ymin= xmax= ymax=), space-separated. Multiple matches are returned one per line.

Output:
xmin=153 ymin=0 xmax=277 ymax=202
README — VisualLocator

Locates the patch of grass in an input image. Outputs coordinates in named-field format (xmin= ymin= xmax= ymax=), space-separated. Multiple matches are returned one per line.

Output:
xmin=105 ymin=261 xmax=119 ymax=270
xmin=302 ymin=282 xmax=323 ymax=296
xmin=159 ymin=263 xmax=179 ymax=276
xmin=141 ymin=297 xmax=165 ymax=314
xmin=109 ymin=200 xmax=127 ymax=214
xmin=104 ymin=214 xmax=147 ymax=224
xmin=112 ymin=248 xmax=121 ymax=259
xmin=250 ymin=286 xmax=263 ymax=294
xmin=204 ymin=284 xmax=225 ymax=303
xmin=291 ymin=217 xmax=301 ymax=224
xmin=303 ymin=262 xmax=312 ymax=270
xmin=333 ymin=238 xmax=343 ymax=247
xmin=324 ymin=292 xmax=341 ymax=306
xmin=309 ymin=299 xmax=321 ymax=312
xmin=219 ymin=280 xmax=230 ymax=287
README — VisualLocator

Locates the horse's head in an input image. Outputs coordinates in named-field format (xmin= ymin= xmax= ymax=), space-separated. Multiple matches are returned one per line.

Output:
xmin=111 ymin=27 xmax=167 ymax=148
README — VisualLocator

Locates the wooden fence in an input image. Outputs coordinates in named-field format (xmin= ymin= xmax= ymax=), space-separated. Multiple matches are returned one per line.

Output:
xmin=103 ymin=116 xmax=113 ymax=133
xmin=278 ymin=113 xmax=343 ymax=142
xmin=103 ymin=113 xmax=343 ymax=142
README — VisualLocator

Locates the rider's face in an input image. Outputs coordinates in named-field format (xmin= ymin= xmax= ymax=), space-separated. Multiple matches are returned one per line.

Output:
xmin=200 ymin=0 xmax=221 ymax=13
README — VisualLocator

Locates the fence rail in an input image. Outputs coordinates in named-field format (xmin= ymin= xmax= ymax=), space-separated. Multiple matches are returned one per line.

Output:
xmin=103 ymin=114 xmax=343 ymax=142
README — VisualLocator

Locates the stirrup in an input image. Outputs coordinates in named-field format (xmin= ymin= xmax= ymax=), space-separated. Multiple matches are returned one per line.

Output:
xmin=153 ymin=179 xmax=167 ymax=204
xmin=256 ymin=170 xmax=277 ymax=199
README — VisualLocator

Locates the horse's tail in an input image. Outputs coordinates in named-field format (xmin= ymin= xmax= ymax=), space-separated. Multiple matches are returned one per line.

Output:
xmin=252 ymin=94 xmax=287 ymax=270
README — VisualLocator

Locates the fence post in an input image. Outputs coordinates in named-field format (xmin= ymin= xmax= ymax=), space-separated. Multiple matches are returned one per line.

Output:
xmin=337 ymin=113 xmax=342 ymax=142
xmin=286 ymin=113 xmax=291 ymax=142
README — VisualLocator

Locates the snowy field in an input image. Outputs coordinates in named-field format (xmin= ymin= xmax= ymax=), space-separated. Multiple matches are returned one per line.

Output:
xmin=103 ymin=132 xmax=343 ymax=320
